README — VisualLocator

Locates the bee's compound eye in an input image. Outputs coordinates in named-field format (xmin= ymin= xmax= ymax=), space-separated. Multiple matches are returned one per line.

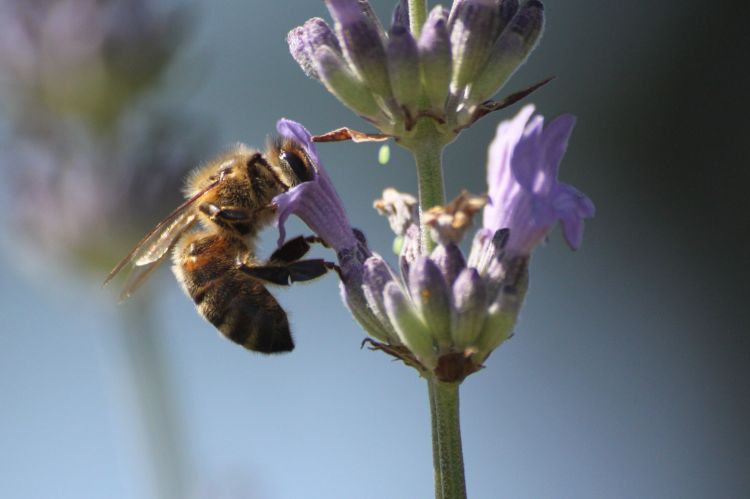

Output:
xmin=280 ymin=151 xmax=313 ymax=183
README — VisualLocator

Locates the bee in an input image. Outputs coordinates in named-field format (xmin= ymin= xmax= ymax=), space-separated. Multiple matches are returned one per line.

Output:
xmin=104 ymin=138 xmax=334 ymax=353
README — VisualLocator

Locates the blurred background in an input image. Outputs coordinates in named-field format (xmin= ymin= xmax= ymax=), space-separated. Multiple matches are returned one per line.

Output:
xmin=1 ymin=0 xmax=748 ymax=498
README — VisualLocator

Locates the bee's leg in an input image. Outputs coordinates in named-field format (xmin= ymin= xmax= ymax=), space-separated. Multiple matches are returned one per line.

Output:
xmin=284 ymin=259 xmax=335 ymax=282
xmin=239 ymin=264 xmax=293 ymax=286
xmin=270 ymin=235 xmax=330 ymax=263
xmin=269 ymin=235 xmax=315 ymax=264
xmin=239 ymin=259 xmax=334 ymax=286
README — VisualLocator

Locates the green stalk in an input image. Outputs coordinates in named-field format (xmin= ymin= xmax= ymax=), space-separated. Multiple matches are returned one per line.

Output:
xmin=408 ymin=0 xmax=428 ymax=38
xmin=429 ymin=380 xmax=444 ymax=499
xmin=429 ymin=379 xmax=467 ymax=499
xmin=402 ymin=116 xmax=466 ymax=498
xmin=402 ymin=118 xmax=447 ymax=254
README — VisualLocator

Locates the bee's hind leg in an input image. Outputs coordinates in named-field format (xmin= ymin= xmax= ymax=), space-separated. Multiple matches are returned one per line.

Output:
xmin=239 ymin=258 xmax=333 ymax=286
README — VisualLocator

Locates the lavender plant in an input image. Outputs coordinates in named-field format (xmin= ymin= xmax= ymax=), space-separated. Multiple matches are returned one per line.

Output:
xmin=283 ymin=1 xmax=595 ymax=497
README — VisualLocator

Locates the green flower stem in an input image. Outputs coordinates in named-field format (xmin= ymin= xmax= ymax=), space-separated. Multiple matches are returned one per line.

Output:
xmin=401 ymin=118 xmax=448 ymax=254
xmin=408 ymin=0 xmax=427 ymax=38
xmin=401 ymin=111 xmax=463 ymax=499
xmin=429 ymin=381 xmax=444 ymax=499
xmin=429 ymin=378 xmax=467 ymax=499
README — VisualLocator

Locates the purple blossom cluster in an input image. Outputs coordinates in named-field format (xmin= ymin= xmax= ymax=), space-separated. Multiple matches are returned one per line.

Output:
xmin=288 ymin=0 xmax=545 ymax=137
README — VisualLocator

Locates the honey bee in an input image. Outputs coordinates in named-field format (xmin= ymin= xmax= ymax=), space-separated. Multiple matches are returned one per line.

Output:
xmin=104 ymin=138 xmax=334 ymax=353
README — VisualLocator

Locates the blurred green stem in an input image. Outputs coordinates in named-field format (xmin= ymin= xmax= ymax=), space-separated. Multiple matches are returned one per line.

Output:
xmin=429 ymin=379 xmax=467 ymax=499
xmin=119 ymin=297 xmax=187 ymax=499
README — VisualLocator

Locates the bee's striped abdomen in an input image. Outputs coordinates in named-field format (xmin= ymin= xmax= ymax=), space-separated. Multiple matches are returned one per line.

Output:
xmin=173 ymin=232 xmax=293 ymax=353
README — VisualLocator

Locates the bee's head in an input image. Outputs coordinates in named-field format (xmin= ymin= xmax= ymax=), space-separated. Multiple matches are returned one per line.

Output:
xmin=267 ymin=137 xmax=316 ymax=188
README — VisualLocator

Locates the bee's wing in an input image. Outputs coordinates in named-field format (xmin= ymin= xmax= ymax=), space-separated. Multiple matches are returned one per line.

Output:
xmin=116 ymin=213 xmax=197 ymax=302
xmin=133 ymin=210 xmax=197 ymax=267
xmin=103 ymin=178 xmax=219 ymax=293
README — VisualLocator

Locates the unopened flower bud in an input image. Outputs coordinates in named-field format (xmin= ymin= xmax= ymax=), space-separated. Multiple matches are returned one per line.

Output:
xmin=418 ymin=6 xmax=452 ymax=112
xmin=326 ymin=0 xmax=393 ymax=100
xmin=384 ymin=281 xmax=437 ymax=368
xmin=494 ymin=0 xmax=520 ymax=40
xmin=287 ymin=18 xmax=342 ymax=80
xmin=449 ymin=0 xmax=503 ymax=93
xmin=362 ymin=256 xmax=401 ymax=343
xmin=313 ymin=46 xmax=382 ymax=119
xmin=451 ymin=268 xmax=489 ymax=349
xmin=473 ymin=258 xmax=528 ymax=358
xmin=409 ymin=257 xmax=453 ymax=348
xmin=387 ymin=25 xmax=421 ymax=113
xmin=469 ymin=0 xmax=544 ymax=103
xmin=391 ymin=0 xmax=410 ymax=32
xmin=430 ymin=242 xmax=466 ymax=288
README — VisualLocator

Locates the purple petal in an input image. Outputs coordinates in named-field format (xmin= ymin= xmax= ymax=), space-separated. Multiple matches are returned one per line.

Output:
xmin=277 ymin=118 xmax=318 ymax=164
xmin=273 ymin=119 xmax=360 ymax=258
xmin=541 ymin=113 xmax=576 ymax=180
xmin=483 ymin=105 xmax=594 ymax=255
xmin=273 ymin=181 xmax=313 ymax=246
xmin=484 ymin=104 xmax=535 ymax=231
xmin=510 ymin=114 xmax=544 ymax=193
xmin=553 ymin=182 xmax=595 ymax=250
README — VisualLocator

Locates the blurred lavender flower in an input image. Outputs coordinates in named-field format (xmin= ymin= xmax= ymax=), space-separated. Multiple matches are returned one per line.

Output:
xmin=0 ymin=0 xmax=199 ymax=274
xmin=2 ymin=115 xmax=208 ymax=273
xmin=275 ymin=106 xmax=593 ymax=380
xmin=0 ymin=0 xmax=186 ymax=129
xmin=288 ymin=0 xmax=544 ymax=140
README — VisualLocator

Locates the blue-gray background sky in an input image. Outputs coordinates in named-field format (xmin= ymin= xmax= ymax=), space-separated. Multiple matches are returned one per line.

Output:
xmin=1 ymin=1 xmax=748 ymax=498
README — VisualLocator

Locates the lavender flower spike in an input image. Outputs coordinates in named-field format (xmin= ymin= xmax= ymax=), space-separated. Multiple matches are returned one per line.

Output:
xmin=483 ymin=104 xmax=595 ymax=256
